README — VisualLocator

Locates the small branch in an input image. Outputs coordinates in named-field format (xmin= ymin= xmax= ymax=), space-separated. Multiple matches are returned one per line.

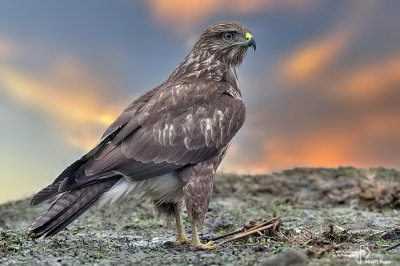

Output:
xmin=250 ymin=216 xmax=281 ymax=231
xmin=211 ymin=216 xmax=280 ymax=241
xmin=385 ymin=242 xmax=400 ymax=251
xmin=211 ymin=229 xmax=244 ymax=241
xmin=218 ymin=222 xmax=278 ymax=245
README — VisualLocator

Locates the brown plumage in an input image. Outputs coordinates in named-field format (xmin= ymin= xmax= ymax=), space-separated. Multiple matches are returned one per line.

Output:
xmin=29 ymin=21 xmax=255 ymax=250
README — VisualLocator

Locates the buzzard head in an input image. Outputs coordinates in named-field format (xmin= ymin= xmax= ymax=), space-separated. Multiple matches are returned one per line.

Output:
xmin=194 ymin=21 xmax=256 ymax=67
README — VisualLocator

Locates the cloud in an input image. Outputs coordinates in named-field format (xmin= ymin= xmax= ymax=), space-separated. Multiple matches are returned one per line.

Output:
xmin=226 ymin=108 xmax=400 ymax=174
xmin=0 ymin=58 xmax=124 ymax=151
xmin=149 ymin=0 xmax=399 ymax=174
xmin=261 ymin=130 xmax=361 ymax=170
xmin=149 ymin=0 xmax=223 ymax=31
xmin=148 ymin=0 xmax=314 ymax=33
xmin=227 ymin=54 xmax=400 ymax=174
xmin=0 ymin=37 xmax=17 ymax=58
xmin=334 ymin=56 xmax=400 ymax=103
xmin=281 ymin=0 xmax=376 ymax=83
xmin=282 ymin=32 xmax=347 ymax=82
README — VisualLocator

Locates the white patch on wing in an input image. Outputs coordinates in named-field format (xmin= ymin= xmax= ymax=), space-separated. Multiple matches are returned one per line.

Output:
xmin=175 ymin=85 xmax=183 ymax=97
xmin=196 ymin=107 xmax=205 ymax=116
xmin=187 ymin=69 xmax=201 ymax=78
xmin=184 ymin=137 xmax=192 ymax=149
xmin=158 ymin=124 xmax=162 ymax=143
xmin=168 ymin=87 xmax=175 ymax=106
xmin=162 ymin=123 xmax=169 ymax=145
xmin=226 ymin=87 xmax=241 ymax=99
xmin=183 ymin=114 xmax=195 ymax=137
xmin=168 ymin=124 xmax=176 ymax=145
xmin=201 ymin=118 xmax=213 ymax=146
xmin=214 ymin=110 xmax=225 ymax=145
xmin=206 ymin=118 xmax=211 ymax=130
xmin=98 ymin=172 xmax=184 ymax=207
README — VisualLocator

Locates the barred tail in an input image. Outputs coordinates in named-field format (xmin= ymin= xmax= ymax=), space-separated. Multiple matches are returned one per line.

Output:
xmin=28 ymin=177 xmax=120 ymax=238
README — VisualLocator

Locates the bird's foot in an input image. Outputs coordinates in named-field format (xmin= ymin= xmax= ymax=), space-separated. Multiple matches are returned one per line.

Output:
xmin=173 ymin=234 xmax=191 ymax=246
xmin=190 ymin=240 xmax=217 ymax=250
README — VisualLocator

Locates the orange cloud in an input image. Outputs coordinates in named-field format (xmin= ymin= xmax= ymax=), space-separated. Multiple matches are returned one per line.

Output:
xmin=263 ymin=132 xmax=359 ymax=170
xmin=282 ymin=1 xmax=376 ymax=83
xmin=227 ymin=126 xmax=389 ymax=175
xmin=0 ymin=59 xmax=124 ymax=151
xmin=335 ymin=56 xmax=400 ymax=103
xmin=222 ymin=53 xmax=400 ymax=174
xmin=221 ymin=132 xmax=357 ymax=174
xmin=149 ymin=0 xmax=223 ymax=31
xmin=282 ymin=33 xmax=346 ymax=81
xmin=149 ymin=0 xmax=314 ymax=32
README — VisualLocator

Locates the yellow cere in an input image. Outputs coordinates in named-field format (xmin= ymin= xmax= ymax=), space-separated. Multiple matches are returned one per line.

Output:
xmin=246 ymin=32 xmax=253 ymax=41
xmin=232 ymin=32 xmax=253 ymax=46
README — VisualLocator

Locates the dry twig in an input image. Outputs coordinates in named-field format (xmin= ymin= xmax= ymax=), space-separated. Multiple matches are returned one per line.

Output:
xmin=217 ymin=217 xmax=281 ymax=245
xmin=385 ymin=242 xmax=400 ymax=251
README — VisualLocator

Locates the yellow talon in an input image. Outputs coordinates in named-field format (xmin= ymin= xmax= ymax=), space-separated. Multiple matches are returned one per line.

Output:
xmin=190 ymin=240 xmax=217 ymax=250
xmin=173 ymin=235 xmax=191 ymax=246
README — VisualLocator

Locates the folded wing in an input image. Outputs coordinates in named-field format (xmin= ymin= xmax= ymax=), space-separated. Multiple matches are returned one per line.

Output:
xmin=33 ymin=79 xmax=245 ymax=201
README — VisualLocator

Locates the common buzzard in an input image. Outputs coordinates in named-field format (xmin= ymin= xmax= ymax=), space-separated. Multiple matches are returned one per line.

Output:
xmin=29 ymin=21 xmax=256 ymax=250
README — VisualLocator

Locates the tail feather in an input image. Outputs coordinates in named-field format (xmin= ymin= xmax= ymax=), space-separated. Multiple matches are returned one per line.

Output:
xmin=30 ymin=158 xmax=88 ymax=206
xmin=29 ymin=177 xmax=120 ymax=238
xmin=30 ymin=126 xmax=124 ymax=206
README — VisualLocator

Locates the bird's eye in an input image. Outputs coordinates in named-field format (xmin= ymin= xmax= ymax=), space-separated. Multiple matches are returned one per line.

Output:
xmin=223 ymin=32 xmax=234 ymax=41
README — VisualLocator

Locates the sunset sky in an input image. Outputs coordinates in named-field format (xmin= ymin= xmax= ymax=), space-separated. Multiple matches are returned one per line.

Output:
xmin=1 ymin=0 xmax=399 ymax=203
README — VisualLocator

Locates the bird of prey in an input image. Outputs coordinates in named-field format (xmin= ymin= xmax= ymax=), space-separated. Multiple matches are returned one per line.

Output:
xmin=28 ymin=21 xmax=256 ymax=250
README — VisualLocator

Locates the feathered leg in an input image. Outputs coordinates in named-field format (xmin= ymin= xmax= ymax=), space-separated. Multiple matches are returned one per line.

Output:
xmin=183 ymin=170 xmax=216 ymax=250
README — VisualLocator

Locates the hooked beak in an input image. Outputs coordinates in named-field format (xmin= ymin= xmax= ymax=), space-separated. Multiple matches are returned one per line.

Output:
xmin=244 ymin=33 xmax=256 ymax=51
xmin=247 ymin=37 xmax=256 ymax=51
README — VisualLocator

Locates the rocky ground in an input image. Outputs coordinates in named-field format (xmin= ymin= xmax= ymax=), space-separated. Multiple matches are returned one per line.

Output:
xmin=1 ymin=167 xmax=400 ymax=265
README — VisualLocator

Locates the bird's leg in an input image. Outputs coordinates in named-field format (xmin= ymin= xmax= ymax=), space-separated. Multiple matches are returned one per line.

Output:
xmin=181 ymin=169 xmax=217 ymax=250
xmin=190 ymin=222 xmax=217 ymax=250
xmin=173 ymin=206 xmax=190 ymax=246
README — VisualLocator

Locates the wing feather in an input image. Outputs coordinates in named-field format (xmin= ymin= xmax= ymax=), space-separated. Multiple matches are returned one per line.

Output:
xmin=59 ymin=79 xmax=245 ymax=192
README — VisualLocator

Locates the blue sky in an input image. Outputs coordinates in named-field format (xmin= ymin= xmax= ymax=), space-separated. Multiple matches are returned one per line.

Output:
xmin=1 ymin=0 xmax=399 ymax=203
